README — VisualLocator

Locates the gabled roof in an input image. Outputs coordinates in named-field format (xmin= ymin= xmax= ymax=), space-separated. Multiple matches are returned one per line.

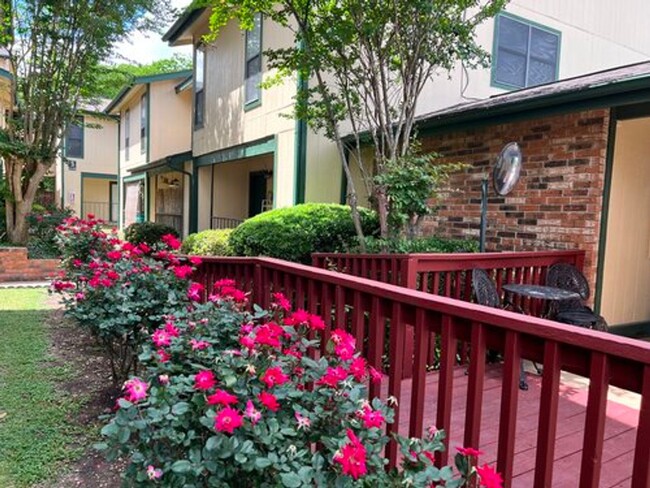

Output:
xmin=415 ymin=61 xmax=650 ymax=134
xmin=105 ymin=70 xmax=193 ymax=115
xmin=162 ymin=6 xmax=206 ymax=45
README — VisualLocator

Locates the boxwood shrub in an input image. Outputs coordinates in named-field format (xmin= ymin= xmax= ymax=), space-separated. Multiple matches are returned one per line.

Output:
xmin=362 ymin=236 xmax=479 ymax=254
xmin=125 ymin=222 xmax=180 ymax=247
xmin=229 ymin=204 xmax=379 ymax=263
xmin=181 ymin=229 xmax=233 ymax=256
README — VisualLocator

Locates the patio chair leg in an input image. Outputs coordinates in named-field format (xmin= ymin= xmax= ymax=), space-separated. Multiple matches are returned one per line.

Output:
xmin=519 ymin=360 xmax=529 ymax=391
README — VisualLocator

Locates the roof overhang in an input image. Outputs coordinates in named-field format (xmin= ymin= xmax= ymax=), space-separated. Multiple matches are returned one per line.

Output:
xmin=105 ymin=70 xmax=193 ymax=115
xmin=163 ymin=7 xmax=206 ymax=46
xmin=128 ymin=151 xmax=193 ymax=175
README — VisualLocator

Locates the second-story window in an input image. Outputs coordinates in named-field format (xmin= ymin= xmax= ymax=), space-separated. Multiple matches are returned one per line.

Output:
xmin=64 ymin=116 xmax=84 ymax=159
xmin=195 ymin=45 xmax=205 ymax=128
xmin=140 ymin=93 xmax=147 ymax=154
xmin=492 ymin=13 xmax=560 ymax=90
xmin=125 ymin=109 xmax=130 ymax=161
xmin=244 ymin=13 xmax=262 ymax=106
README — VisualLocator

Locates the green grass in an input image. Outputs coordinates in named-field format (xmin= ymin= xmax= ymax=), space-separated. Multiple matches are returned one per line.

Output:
xmin=0 ymin=289 xmax=84 ymax=487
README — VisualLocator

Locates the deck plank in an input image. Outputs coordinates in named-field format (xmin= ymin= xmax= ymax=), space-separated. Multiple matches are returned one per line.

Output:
xmin=384 ymin=363 xmax=639 ymax=487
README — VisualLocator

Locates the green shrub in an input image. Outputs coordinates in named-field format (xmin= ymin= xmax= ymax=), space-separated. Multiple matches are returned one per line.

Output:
xmin=361 ymin=236 xmax=479 ymax=254
xmin=229 ymin=203 xmax=379 ymax=263
xmin=26 ymin=207 xmax=74 ymax=258
xmin=124 ymin=221 xmax=180 ymax=247
xmin=181 ymin=229 xmax=233 ymax=256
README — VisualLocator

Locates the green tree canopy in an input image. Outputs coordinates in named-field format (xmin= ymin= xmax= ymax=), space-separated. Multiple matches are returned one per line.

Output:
xmin=86 ymin=54 xmax=192 ymax=100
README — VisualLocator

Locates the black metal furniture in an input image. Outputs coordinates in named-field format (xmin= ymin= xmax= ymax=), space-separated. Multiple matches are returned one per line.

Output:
xmin=472 ymin=269 xmax=529 ymax=390
xmin=545 ymin=263 xmax=609 ymax=331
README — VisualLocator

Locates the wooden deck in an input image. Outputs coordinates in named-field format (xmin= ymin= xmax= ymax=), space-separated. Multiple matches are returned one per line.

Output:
xmin=385 ymin=364 xmax=640 ymax=487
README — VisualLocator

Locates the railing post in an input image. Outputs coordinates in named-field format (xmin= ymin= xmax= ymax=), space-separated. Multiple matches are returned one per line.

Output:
xmin=402 ymin=256 xmax=418 ymax=378
xmin=253 ymin=263 xmax=263 ymax=308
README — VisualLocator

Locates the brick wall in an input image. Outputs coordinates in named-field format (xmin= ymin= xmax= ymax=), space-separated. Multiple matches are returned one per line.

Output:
xmin=0 ymin=247 xmax=59 ymax=282
xmin=421 ymin=108 xmax=611 ymax=290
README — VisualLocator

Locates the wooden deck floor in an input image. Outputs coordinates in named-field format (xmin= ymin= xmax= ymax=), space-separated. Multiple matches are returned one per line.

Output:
xmin=384 ymin=364 xmax=640 ymax=487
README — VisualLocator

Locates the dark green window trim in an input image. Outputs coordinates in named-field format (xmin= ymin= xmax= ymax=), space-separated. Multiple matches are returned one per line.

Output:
xmin=64 ymin=116 xmax=84 ymax=159
xmin=491 ymin=12 xmax=562 ymax=91
xmin=244 ymin=13 xmax=263 ymax=109
xmin=140 ymin=91 xmax=148 ymax=156
xmin=194 ymin=45 xmax=205 ymax=129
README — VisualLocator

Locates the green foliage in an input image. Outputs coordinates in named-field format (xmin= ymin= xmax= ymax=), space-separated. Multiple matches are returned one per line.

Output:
xmin=26 ymin=207 xmax=74 ymax=259
xmin=181 ymin=229 xmax=233 ymax=256
xmin=0 ymin=289 xmax=85 ymax=487
xmin=229 ymin=204 xmax=379 ymax=263
xmin=361 ymin=236 xmax=479 ymax=254
xmin=86 ymin=55 xmax=192 ymax=99
xmin=125 ymin=222 xmax=180 ymax=247
xmin=375 ymin=146 xmax=467 ymax=238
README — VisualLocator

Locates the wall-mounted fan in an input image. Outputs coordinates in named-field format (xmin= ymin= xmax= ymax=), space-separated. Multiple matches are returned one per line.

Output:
xmin=479 ymin=142 xmax=522 ymax=252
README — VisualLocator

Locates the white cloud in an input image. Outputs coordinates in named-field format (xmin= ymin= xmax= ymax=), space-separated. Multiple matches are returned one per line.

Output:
xmin=112 ymin=0 xmax=192 ymax=65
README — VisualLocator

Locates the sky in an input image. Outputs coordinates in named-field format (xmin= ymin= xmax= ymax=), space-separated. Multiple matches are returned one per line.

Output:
xmin=112 ymin=0 xmax=193 ymax=65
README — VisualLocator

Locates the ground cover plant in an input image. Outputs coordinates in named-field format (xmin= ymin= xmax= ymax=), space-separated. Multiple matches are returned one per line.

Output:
xmin=181 ymin=229 xmax=233 ymax=256
xmin=0 ymin=289 xmax=84 ymax=487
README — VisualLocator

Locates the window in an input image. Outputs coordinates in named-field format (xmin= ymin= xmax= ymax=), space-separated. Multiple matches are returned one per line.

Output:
xmin=140 ymin=93 xmax=147 ymax=154
xmin=194 ymin=45 xmax=205 ymax=127
xmin=492 ymin=13 xmax=560 ymax=90
xmin=64 ymin=117 xmax=84 ymax=159
xmin=244 ymin=13 xmax=262 ymax=106
xmin=125 ymin=109 xmax=130 ymax=161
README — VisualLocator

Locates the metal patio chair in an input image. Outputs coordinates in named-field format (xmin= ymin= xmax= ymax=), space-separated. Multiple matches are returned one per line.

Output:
xmin=545 ymin=263 xmax=608 ymax=332
xmin=472 ymin=269 xmax=529 ymax=390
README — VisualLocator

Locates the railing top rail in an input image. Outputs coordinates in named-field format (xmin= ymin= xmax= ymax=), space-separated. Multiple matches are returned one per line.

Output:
xmin=312 ymin=250 xmax=584 ymax=261
xmin=198 ymin=256 xmax=650 ymax=370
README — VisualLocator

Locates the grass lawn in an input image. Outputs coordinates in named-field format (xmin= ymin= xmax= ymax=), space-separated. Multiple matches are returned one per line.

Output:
xmin=0 ymin=289 xmax=85 ymax=487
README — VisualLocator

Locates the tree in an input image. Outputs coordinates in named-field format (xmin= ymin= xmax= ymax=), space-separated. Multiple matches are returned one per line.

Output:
xmin=205 ymin=0 xmax=507 ymax=246
xmin=86 ymin=54 xmax=193 ymax=100
xmin=0 ymin=0 xmax=172 ymax=244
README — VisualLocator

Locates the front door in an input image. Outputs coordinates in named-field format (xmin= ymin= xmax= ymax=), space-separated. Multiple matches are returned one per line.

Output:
xmin=248 ymin=171 xmax=267 ymax=217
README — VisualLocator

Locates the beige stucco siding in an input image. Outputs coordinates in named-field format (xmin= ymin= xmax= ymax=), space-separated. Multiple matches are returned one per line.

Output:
xmin=149 ymin=80 xmax=192 ymax=162
xmin=304 ymin=129 xmax=342 ymax=204
xmin=600 ymin=117 xmax=650 ymax=326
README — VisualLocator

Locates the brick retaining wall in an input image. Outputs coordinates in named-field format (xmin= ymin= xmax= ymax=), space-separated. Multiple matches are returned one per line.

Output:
xmin=421 ymin=108 xmax=610 ymax=291
xmin=0 ymin=247 xmax=59 ymax=282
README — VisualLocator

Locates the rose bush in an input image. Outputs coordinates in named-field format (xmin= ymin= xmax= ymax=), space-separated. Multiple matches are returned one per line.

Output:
xmin=52 ymin=216 xmax=206 ymax=384
xmin=98 ymin=287 xmax=502 ymax=487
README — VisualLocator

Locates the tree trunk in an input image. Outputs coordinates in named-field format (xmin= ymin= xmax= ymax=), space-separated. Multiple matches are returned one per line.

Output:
xmin=5 ymin=201 xmax=30 ymax=244
xmin=374 ymin=187 xmax=389 ymax=240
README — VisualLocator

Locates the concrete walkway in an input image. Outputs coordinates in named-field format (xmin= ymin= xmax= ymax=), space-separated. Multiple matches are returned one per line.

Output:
xmin=0 ymin=281 xmax=50 ymax=289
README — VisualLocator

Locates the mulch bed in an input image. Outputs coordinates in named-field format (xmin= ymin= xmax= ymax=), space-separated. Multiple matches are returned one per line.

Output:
xmin=38 ymin=295 xmax=125 ymax=488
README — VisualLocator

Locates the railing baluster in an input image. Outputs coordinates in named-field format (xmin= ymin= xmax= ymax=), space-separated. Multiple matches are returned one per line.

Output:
xmin=386 ymin=302 xmax=405 ymax=468
xmin=632 ymin=365 xmax=650 ymax=488
xmin=497 ymin=331 xmax=521 ymax=485
xmin=410 ymin=309 xmax=429 ymax=439
xmin=334 ymin=285 xmax=346 ymax=330
xmin=320 ymin=284 xmax=333 ymax=353
xmin=436 ymin=314 xmax=456 ymax=466
xmin=579 ymin=352 xmax=609 ymax=488
xmin=351 ymin=291 xmax=365 ymax=348
xmin=368 ymin=296 xmax=384 ymax=400
xmin=534 ymin=341 xmax=561 ymax=488
xmin=464 ymin=322 xmax=486 ymax=449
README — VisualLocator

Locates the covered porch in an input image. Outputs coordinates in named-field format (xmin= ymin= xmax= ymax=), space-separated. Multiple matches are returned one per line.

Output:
xmin=80 ymin=172 xmax=118 ymax=223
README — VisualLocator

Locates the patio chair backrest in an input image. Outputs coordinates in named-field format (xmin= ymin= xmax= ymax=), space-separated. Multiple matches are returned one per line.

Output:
xmin=546 ymin=263 xmax=589 ymax=299
xmin=472 ymin=269 xmax=501 ymax=309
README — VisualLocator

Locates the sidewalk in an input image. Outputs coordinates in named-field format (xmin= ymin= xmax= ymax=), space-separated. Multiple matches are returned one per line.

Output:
xmin=0 ymin=280 xmax=50 ymax=289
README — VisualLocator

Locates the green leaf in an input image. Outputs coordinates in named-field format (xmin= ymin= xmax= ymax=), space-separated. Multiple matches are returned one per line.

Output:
xmin=171 ymin=460 xmax=192 ymax=473
xmin=255 ymin=457 xmax=272 ymax=469
xmin=205 ymin=436 xmax=221 ymax=451
xmin=172 ymin=402 xmax=190 ymax=415
xmin=280 ymin=472 xmax=302 ymax=487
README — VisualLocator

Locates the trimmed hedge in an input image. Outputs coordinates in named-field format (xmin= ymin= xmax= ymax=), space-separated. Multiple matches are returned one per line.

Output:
xmin=124 ymin=222 xmax=179 ymax=247
xmin=181 ymin=229 xmax=233 ymax=256
xmin=362 ymin=236 xmax=479 ymax=254
xmin=229 ymin=203 xmax=379 ymax=263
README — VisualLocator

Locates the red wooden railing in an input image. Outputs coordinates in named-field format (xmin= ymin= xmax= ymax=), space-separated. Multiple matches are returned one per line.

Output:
xmin=193 ymin=256 xmax=650 ymax=488
xmin=313 ymin=251 xmax=586 ymax=373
